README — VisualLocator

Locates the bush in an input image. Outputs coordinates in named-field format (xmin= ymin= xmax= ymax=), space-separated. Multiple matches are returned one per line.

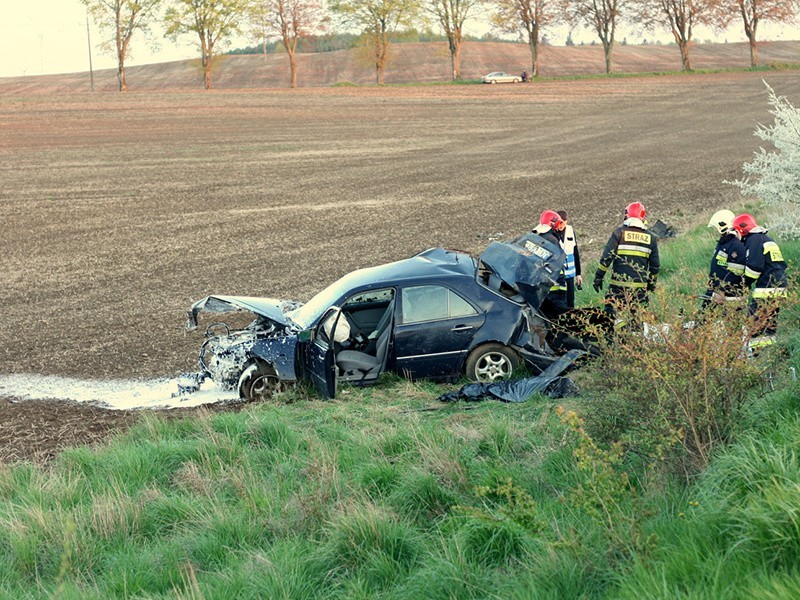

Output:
xmin=452 ymin=479 xmax=543 ymax=566
xmin=579 ymin=279 xmax=772 ymax=473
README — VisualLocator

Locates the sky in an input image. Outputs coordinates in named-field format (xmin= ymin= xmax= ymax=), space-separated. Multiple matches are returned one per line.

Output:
xmin=1 ymin=1 xmax=799 ymax=78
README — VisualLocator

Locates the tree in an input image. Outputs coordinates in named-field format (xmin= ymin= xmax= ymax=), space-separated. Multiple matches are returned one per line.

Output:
xmin=634 ymin=0 xmax=716 ymax=71
xmin=562 ymin=0 xmax=624 ymax=73
xmin=246 ymin=0 xmax=273 ymax=58
xmin=330 ymin=0 xmax=421 ymax=84
xmin=249 ymin=0 xmax=327 ymax=87
xmin=424 ymin=0 xmax=484 ymax=80
xmin=83 ymin=0 xmax=163 ymax=91
xmin=729 ymin=83 xmax=800 ymax=238
xmin=714 ymin=0 xmax=799 ymax=67
xmin=164 ymin=0 xmax=244 ymax=89
xmin=491 ymin=0 xmax=550 ymax=77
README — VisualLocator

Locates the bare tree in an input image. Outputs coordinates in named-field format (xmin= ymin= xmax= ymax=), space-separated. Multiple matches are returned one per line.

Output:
xmin=425 ymin=0 xmax=484 ymax=80
xmin=562 ymin=0 xmax=624 ymax=73
xmin=247 ymin=0 xmax=273 ymax=58
xmin=83 ymin=0 xmax=163 ymax=91
xmin=330 ymin=0 xmax=421 ymax=84
xmin=713 ymin=0 xmax=799 ymax=67
xmin=164 ymin=0 xmax=244 ymax=89
xmin=251 ymin=0 xmax=327 ymax=87
xmin=634 ymin=0 xmax=717 ymax=71
xmin=491 ymin=0 xmax=550 ymax=77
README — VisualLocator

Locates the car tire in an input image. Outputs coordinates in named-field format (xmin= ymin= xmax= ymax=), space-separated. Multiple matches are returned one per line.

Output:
xmin=239 ymin=363 xmax=282 ymax=402
xmin=513 ymin=78 xmax=520 ymax=83
xmin=465 ymin=343 xmax=520 ymax=382
xmin=490 ymin=80 xmax=497 ymax=84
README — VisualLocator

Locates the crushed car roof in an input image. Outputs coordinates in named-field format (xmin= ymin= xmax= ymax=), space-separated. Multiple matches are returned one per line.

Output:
xmin=337 ymin=247 xmax=477 ymax=287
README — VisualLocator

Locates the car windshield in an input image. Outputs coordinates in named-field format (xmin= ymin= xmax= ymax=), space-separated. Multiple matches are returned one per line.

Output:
xmin=288 ymin=277 xmax=352 ymax=329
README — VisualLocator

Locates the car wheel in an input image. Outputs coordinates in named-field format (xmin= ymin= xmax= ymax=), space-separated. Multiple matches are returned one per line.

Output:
xmin=491 ymin=80 xmax=497 ymax=84
xmin=239 ymin=363 xmax=282 ymax=402
xmin=465 ymin=344 xmax=520 ymax=382
xmin=513 ymin=78 xmax=520 ymax=83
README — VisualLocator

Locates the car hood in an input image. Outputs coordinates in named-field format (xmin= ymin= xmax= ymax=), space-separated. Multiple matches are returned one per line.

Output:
xmin=478 ymin=232 xmax=566 ymax=309
xmin=186 ymin=295 xmax=302 ymax=331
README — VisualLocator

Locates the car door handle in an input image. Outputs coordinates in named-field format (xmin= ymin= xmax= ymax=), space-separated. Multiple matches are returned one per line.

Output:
xmin=451 ymin=325 xmax=474 ymax=332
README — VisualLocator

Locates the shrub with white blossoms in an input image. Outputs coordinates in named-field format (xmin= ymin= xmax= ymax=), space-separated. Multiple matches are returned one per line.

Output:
xmin=730 ymin=82 xmax=800 ymax=239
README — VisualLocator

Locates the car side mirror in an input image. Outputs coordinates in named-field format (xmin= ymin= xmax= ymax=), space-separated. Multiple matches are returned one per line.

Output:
xmin=298 ymin=329 xmax=312 ymax=343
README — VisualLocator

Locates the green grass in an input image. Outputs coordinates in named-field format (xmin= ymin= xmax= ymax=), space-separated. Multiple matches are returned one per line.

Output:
xmin=0 ymin=214 xmax=797 ymax=598
xmin=332 ymin=62 xmax=800 ymax=88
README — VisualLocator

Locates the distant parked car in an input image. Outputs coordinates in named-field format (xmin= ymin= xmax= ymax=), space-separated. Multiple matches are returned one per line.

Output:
xmin=482 ymin=72 xmax=521 ymax=84
xmin=181 ymin=233 xmax=580 ymax=402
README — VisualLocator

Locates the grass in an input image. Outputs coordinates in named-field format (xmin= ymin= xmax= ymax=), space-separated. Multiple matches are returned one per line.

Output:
xmin=0 ymin=213 xmax=797 ymax=598
xmin=335 ymin=62 xmax=800 ymax=87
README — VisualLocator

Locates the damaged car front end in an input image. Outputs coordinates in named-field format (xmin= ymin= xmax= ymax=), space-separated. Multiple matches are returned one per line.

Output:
xmin=179 ymin=296 xmax=302 ymax=399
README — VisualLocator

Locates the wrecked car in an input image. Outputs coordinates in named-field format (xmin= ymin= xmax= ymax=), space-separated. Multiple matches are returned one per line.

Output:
xmin=183 ymin=233 xmax=580 ymax=401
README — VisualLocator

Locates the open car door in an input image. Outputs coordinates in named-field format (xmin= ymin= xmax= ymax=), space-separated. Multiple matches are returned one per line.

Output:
xmin=306 ymin=307 xmax=342 ymax=399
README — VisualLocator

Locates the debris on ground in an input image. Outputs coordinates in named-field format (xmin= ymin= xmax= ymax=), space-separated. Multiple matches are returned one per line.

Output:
xmin=437 ymin=349 xmax=583 ymax=403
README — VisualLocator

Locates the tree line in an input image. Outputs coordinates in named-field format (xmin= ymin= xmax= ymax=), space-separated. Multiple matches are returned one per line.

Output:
xmin=83 ymin=0 xmax=799 ymax=90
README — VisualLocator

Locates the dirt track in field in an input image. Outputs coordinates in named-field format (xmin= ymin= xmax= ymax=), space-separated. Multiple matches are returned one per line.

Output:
xmin=1 ymin=70 xmax=799 ymax=462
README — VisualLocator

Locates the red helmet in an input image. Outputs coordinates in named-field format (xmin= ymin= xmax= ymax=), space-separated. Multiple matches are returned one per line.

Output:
xmin=539 ymin=210 xmax=565 ymax=230
xmin=731 ymin=213 xmax=758 ymax=237
xmin=625 ymin=202 xmax=647 ymax=220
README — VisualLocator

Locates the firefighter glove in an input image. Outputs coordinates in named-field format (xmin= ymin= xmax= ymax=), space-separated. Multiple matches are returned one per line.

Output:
xmin=593 ymin=277 xmax=604 ymax=293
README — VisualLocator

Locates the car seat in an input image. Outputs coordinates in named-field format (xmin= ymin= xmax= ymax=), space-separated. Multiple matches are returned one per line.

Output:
xmin=336 ymin=301 xmax=394 ymax=377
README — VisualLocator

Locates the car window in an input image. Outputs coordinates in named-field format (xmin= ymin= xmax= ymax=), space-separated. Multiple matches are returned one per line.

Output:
xmin=344 ymin=289 xmax=394 ymax=307
xmin=402 ymin=285 xmax=477 ymax=324
xmin=450 ymin=291 xmax=477 ymax=317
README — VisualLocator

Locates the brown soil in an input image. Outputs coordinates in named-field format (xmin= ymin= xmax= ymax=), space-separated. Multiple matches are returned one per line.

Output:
xmin=1 ymin=67 xmax=799 ymax=464
xmin=0 ymin=397 xmax=138 ymax=464
xmin=0 ymin=397 xmax=248 ymax=464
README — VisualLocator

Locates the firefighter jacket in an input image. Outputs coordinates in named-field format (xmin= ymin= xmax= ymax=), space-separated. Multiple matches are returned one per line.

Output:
xmin=561 ymin=224 xmax=581 ymax=280
xmin=709 ymin=233 xmax=745 ymax=295
xmin=596 ymin=220 xmax=660 ymax=291
xmin=533 ymin=226 xmax=567 ymax=294
xmin=742 ymin=228 xmax=788 ymax=299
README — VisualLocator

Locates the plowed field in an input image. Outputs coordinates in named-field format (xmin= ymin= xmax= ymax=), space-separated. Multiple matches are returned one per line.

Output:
xmin=1 ymin=70 xmax=799 ymax=462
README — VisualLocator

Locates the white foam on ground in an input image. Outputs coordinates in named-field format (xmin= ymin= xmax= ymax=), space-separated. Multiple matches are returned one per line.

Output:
xmin=0 ymin=374 xmax=238 ymax=410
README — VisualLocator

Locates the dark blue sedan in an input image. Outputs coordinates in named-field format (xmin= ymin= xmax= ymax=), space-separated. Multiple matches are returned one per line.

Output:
xmin=183 ymin=233 xmax=566 ymax=401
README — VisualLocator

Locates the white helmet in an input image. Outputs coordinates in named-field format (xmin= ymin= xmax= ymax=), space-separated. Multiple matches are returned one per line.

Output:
xmin=708 ymin=209 xmax=735 ymax=235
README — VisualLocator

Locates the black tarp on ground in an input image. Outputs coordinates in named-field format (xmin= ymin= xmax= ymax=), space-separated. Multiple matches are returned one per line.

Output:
xmin=438 ymin=349 xmax=583 ymax=403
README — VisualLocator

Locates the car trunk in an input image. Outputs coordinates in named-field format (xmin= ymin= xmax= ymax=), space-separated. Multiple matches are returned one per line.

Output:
xmin=478 ymin=232 xmax=566 ymax=311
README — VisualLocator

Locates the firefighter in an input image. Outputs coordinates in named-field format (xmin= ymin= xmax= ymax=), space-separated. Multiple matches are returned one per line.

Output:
xmin=731 ymin=213 xmax=788 ymax=351
xmin=701 ymin=209 xmax=746 ymax=309
xmin=593 ymin=201 xmax=660 ymax=318
xmin=533 ymin=210 xmax=569 ymax=321
xmin=557 ymin=210 xmax=582 ymax=309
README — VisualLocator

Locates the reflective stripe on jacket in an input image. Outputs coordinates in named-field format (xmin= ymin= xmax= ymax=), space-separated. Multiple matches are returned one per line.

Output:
xmin=709 ymin=233 xmax=745 ymax=295
xmin=562 ymin=224 xmax=577 ymax=279
xmin=742 ymin=230 xmax=787 ymax=294
xmin=598 ymin=225 xmax=660 ymax=290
